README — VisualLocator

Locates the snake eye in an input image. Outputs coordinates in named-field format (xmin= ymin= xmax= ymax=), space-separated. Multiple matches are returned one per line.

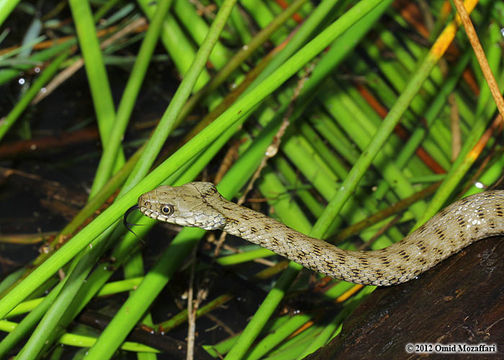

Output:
xmin=161 ymin=204 xmax=174 ymax=215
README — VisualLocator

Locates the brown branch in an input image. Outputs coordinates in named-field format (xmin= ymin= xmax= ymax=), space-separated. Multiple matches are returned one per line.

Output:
xmin=453 ymin=0 xmax=504 ymax=120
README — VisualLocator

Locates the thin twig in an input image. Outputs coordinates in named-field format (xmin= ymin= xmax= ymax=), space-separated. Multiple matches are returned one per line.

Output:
xmin=236 ymin=65 xmax=313 ymax=206
xmin=212 ymin=64 xmax=313 ymax=257
xmin=453 ymin=0 xmax=504 ymax=120
xmin=186 ymin=247 xmax=198 ymax=360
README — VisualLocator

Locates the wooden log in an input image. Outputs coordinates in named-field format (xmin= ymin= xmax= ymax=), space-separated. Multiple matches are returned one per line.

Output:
xmin=306 ymin=236 xmax=504 ymax=359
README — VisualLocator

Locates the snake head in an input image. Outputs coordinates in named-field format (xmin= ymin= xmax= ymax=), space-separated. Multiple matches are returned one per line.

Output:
xmin=138 ymin=182 xmax=227 ymax=231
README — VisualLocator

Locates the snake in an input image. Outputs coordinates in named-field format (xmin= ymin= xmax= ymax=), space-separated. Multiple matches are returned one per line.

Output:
xmin=130 ymin=182 xmax=504 ymax=286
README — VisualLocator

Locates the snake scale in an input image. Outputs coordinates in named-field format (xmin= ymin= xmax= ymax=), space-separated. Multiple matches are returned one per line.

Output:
xmin=135 ymin=182 xmax=504 ymax=286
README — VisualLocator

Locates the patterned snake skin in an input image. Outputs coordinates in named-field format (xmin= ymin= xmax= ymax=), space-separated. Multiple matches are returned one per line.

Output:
xmin=136 ymin=182 xmax=504 ymax=286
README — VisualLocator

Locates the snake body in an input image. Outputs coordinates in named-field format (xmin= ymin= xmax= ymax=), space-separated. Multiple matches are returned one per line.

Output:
xmin=137 ymin=182 xmax=504 ymax=286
